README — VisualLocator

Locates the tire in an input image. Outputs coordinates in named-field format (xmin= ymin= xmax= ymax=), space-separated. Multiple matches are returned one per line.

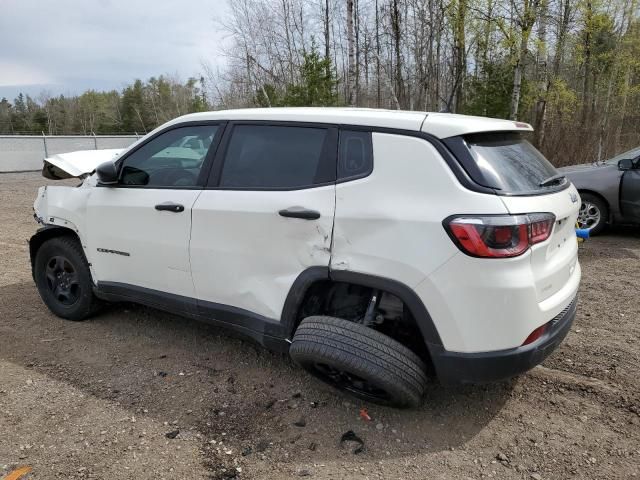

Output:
xmin=289 ymin=316 xmax=428 ymax=408
xmin=577 ymin=193 xmax=608 ymax=235
xmin=34 ymin=235 xmax=100 ymax=321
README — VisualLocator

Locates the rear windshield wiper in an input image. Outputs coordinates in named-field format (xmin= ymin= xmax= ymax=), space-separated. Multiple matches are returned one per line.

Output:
xmin=539 ymin=174 xmax=566 ymax=187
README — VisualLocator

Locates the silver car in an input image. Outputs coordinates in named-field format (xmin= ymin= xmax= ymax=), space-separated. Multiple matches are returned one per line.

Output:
xmin=559 ymin=146 xmax=640 ymax=234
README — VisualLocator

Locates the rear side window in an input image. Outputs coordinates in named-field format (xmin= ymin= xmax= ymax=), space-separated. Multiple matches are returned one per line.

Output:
xmin=463 ymin=132 xmax=563 ymax=193
xmin=219 ymin=125 xmax=334 ymax=189
xmin=338 ymin=130 xmax=373 ymax=180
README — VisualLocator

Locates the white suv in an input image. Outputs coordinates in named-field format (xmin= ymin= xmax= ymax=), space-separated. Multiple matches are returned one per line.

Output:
xmin=31 ymin=108 xmax=581 ymax=407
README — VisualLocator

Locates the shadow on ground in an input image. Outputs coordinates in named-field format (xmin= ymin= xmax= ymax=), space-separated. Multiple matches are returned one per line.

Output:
xmin=0 ymin=281 xmax=515 ymax=463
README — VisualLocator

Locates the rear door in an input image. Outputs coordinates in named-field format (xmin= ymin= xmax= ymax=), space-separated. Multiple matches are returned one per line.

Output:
xmin=190 ymin=123 xmax=337 ymax=320
xmin=85 ymin=123 xmax=222 ymax=299
xmin=620 ymin=166 xmax=640 ymax=222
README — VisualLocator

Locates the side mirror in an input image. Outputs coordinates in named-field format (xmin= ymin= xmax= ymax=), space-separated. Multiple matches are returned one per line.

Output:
xmin=618 ymin=158 xmax=634 ymax=171
xmin=96 ymin=161 xmax=118 ymax=185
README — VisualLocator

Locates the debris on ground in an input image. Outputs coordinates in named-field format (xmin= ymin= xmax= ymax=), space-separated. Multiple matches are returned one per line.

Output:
xmin=255 ymin=440 xmax=270 ymax=453
xmin=2 ymin=466 xmax=32 ymax=480
xmin=340 ymin=430 xmax=365 ymax=454
xmin=359 ymin=408 xmax=372 ymax=422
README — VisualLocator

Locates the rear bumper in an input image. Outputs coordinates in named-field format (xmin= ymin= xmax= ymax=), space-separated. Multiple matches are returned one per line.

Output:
xmin=431 ymin=297 xmax=577 ymax=384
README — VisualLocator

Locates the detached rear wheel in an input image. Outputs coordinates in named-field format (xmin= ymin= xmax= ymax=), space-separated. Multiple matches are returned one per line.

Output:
xmin=34 ymin=235 xmax=100 ymax=321
xmin=290 ymin=316 xmax=428 ymax=408
xmin=577 ymin=193 xmax=608 ymax=235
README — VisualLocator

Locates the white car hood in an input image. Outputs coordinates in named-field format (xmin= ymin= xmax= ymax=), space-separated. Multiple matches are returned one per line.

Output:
xmin=42 ymin=149 xmax=123 ymax=180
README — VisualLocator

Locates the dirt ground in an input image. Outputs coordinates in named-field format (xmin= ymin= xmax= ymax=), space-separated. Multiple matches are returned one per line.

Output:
xmin=0 ymin=171 xmax=638 ymax=480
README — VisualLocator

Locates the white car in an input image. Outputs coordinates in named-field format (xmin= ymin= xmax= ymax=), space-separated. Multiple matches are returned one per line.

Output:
xmin=31 ymin=108 xmax=581 ymax=407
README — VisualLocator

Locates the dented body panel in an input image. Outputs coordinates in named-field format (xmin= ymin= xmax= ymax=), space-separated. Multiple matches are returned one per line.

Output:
xmin=331 ymin=133 xmax=508 ymax=288
xmin=189 ymin=186 xmax=335 ymax=319
xmin=33 ymin=184 xmax=93 ymax=266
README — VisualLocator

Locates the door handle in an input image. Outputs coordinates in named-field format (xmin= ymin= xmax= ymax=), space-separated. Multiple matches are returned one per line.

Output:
xmin=155 ymin=202 xmax=185 ymax=213
xmin=278 ymin=206 xmax=321 ymax=220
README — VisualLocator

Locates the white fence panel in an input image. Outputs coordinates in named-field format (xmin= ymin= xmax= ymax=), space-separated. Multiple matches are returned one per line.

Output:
xmin=0 ymin=135 xmax=138 ymax=173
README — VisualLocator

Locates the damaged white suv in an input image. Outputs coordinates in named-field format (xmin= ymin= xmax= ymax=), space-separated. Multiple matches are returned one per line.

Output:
xmin=31 ymin=108 xmax=581 ymax=407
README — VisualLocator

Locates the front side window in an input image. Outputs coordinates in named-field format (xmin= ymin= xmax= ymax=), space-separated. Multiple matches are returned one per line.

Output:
xmin=219 ymin=125 xmax=334 ymax=189
xmin=119 ymin=125 xmax=218 ymax=187
xmin=605 ymin=146 xmax=640 ymax=165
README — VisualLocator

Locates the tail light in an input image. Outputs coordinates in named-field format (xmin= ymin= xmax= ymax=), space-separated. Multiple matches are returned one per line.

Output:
xmin=444 ymin=213 xmax=555 ymax=258
xmin=522 ymin=324 xmax=547 ymax=345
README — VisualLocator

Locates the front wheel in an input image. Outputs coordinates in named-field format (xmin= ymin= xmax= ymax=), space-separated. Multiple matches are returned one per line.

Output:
xmin=577 ymin=193 xmax=608 ymax=235
xmin=34 ymin=235 xmax=100 ymax=321
xmin=290 ymin=316 xmax=428 ymax=408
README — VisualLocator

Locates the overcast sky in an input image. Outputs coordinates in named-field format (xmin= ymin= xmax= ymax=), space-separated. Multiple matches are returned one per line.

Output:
xmin=0 ymin=0 xmax=229 ymax=100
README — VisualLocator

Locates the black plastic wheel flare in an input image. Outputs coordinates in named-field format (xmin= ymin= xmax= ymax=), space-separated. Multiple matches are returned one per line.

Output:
xmin=45 ymin=255 xmax=81 ymax=306
xmin=311 ymin=362 xmax=391 ymax=402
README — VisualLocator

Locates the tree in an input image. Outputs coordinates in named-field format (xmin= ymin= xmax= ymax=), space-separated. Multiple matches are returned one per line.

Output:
xmin=451 ymin=0 xmax=468 ymax=112
xmin=254 ymin=44 xmax=338 ymax=107
xmin=347 ymin=0 xmax=357 ymax=105
xmin=510 ymin=0 xmax=540 ymax=120
xmin=4 ymin=76 xmax=209 ymax=135
xmin=284 ymin=47 xmax=339 ymax=105
xmin=0 ymin=98 xmax=14 ymax=134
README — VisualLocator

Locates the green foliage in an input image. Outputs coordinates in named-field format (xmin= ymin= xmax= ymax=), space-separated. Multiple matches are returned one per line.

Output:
xmin=255 ymin=45 xmax=339 ymax=108
xmin=575 ymin=10 xmax=617 ymax=73
xmin=0 ymin=76 xmax=209 ymax=135
xmin=255 ymin=84 xmax=281 ymax=107
xmin=463 ymin=61 xmax=514 ymax=118
xmin=548 ymin=79 xmax=579 ymax=117
xmin=283 ymin=48 xmax=339 ymax=106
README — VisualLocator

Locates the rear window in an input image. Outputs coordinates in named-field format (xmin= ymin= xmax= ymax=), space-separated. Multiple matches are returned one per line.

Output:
xmin=464 ymin=132 xmax=563 ymax=193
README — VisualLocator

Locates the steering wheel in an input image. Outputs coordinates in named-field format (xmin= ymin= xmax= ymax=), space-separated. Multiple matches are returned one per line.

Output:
xmin=166 ymin=168 xmax=198 ymax=187
xmin=163 ymin=168 xmax=197 ymax=186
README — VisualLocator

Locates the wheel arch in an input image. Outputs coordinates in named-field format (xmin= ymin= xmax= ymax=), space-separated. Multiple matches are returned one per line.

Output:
xmin=577 ymin=189 xmax=611 ymax=220
xmin=29 ymin=225 xmax=82 ymax=279
xmin=280 ymin=267 xmax=443 ymax=350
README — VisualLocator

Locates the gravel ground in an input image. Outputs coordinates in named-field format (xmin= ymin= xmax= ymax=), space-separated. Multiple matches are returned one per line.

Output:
xmin=1 ymin=171 xmax=639 ymax=480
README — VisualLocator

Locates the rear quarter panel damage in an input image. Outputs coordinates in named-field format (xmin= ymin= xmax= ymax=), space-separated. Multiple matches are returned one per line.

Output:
xmin=330 ymin=132 xmax=509 ymax=287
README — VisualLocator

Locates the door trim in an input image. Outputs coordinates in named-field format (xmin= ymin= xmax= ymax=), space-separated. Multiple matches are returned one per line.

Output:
xmin=619 ymin=169 xmax=640 ymax=222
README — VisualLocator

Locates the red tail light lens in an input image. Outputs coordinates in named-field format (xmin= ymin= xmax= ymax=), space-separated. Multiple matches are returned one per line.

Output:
xmin=522 ymin=324 xmax=547 ymax=345
xmin=445 ymin=213 xmax=555 ymax=258
xmin=528 ymin=214 xmax=555 ymax=244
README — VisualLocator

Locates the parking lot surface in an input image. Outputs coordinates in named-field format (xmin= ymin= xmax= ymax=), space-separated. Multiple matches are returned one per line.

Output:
xmin=1 ymin=172 xmax=639 ymax=479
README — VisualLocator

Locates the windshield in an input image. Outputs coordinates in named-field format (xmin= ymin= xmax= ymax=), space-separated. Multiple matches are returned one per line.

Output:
xmin=604 ymin=146 xmax=640 ymax=165
xmin=464 ymin=132 xmax=564 ymax=193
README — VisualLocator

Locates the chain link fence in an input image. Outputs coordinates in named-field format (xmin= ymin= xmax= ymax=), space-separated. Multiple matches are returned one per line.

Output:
xmin=0 ymin=134 xmax=139 ymax=172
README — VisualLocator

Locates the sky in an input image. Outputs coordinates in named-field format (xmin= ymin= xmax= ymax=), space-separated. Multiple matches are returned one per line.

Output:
xmin=0 ymin=0 xmax=229 ymax=101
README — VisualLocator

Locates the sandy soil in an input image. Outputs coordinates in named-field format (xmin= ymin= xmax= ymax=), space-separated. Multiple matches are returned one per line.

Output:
xmin=1 ymin=172 xmax=639 ymax=479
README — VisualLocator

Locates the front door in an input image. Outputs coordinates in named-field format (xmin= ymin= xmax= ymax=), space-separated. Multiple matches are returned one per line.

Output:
xmin=85 ymin=123 xmax=222 ymax=298
xmin=190 ymin=123 xmax=337 ymax=321
xmin=620 ymin=160 xmax=640 ymax=223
